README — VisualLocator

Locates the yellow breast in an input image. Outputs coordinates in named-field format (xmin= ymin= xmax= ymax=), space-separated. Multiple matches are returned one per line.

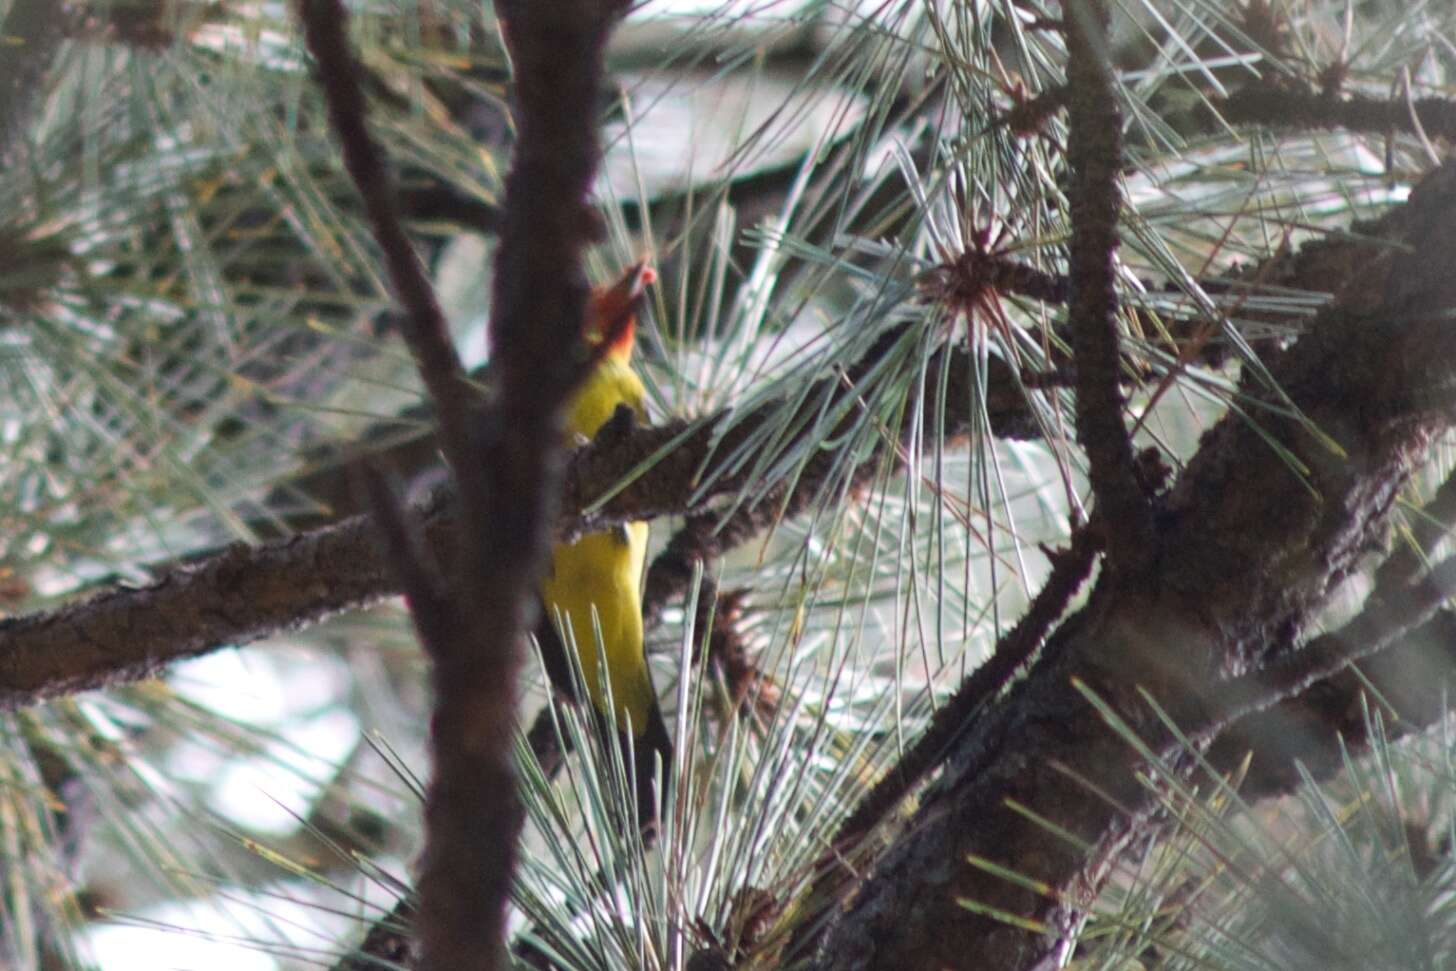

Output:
xmin=542 ymin=353 xmax=654 ymax=734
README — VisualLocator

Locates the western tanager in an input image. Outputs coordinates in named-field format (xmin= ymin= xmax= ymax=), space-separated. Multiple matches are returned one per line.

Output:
xmin=538 ymin=260 xmax=672 ymax=827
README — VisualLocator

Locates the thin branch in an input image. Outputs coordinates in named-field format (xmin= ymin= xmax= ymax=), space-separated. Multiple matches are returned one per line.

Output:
xmin=1063 ymin=0 xmax=1149 ymax=567
xmin=1223 ymin=81 xmax=1456 ymax=140
xmin=297 ymin=0 xmax=477 ymax=462
xmin=785 ymin=521 xmax=1100 ymax=962
xmin=297 ymin=1 xmax=519 ymax=966
xmin=1214 ymin=608 xmax=1456 ymax=803
xmin=429 ymin=0 xmax=629 ymax=962
xmin=354 ymin=469 xmax=452 ymax=647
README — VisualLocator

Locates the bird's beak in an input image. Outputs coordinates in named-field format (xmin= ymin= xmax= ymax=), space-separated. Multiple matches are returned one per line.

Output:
xmin=588 ymin=260 xmax=657 ymax=360
xmin=623 ymin=260 xmax=657 ymax=304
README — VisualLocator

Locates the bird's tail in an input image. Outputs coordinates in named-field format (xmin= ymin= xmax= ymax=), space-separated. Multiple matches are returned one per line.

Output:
xmin=628 ymin=699 xmax=674 ymax=835
xmin=533 ymin=610 xmax=674 ymax=834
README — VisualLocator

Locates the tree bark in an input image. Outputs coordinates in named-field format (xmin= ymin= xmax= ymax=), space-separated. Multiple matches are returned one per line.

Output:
xmin=814 ymin=159 xmax=1456 ymax=971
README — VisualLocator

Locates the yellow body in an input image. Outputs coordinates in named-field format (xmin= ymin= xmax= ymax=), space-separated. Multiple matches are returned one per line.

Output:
xmin=541 ymin=354 xmax=655 ymax=737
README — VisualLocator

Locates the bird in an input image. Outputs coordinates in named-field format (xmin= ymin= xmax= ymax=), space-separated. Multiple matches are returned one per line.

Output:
xmin=537 ymin=260 xmax=672 ymax=830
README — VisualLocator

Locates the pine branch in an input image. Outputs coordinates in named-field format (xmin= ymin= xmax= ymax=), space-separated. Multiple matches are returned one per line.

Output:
xmin=814 ymin=158 xmax=1456 ymax=971
xmin=0 ymin=192 xmax=1424 ymax=719
xmin=1214 ymin=608 xmax=1456 ymax=802
xmin=0 ymin=505 xmax=422 ymax=709
xmin=0 ymin=318 xmax=1028 ymax=711
xmin=1223 ymin=81 xmax=1456 ymax=140
xmin=299 ymin=0 xmax=632 ymax=967
xmin=1064 ymin=0 xmax=1150 ymax=567
xmin=1174 ymin=556 xmax=1456 ymax=742
xmin=297 ymin=3 xmax=516 ymax=966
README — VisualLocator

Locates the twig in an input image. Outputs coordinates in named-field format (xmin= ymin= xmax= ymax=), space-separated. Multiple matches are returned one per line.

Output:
xmin=1213 ymin=608 xmax=1456 ymax=803
xmin=1223 ymin=81 xmax=1456 ymax=140
xmin=1063 ymin=0 xmax=1149 ymax=568
xmin=296 ymin=0 xmax=477 ymax=460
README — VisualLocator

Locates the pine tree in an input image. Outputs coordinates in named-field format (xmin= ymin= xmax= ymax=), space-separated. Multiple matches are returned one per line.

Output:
xmin=0 ymin=1 xmax=1455 ymax=969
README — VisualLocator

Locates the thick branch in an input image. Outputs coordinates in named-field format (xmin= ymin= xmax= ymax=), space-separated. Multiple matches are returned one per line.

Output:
xmin=0 ymin=322 xmax=1036 ymax=710
xmin=814 ymin=159 xmax=1456 ymax=971
xmin=0 ymin=507 xmax=421 ymax=709
xmin=1214 ymin=608 xmax=1456 ymax=802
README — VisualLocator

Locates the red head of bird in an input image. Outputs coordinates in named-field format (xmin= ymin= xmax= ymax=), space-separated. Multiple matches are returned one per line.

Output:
xmin=586 ymin=261 xmax=657 ymax=362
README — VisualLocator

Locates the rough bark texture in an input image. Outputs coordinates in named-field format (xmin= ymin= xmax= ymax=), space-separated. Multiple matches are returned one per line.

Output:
xmin=813 ymin=160 xmax=1456 ymax=971
xmin=1064 ymin=0 xmax=1148 ymax=566
xmin=405 ymin=0 xmax=629 ymax=966
xmin=0 ymin=506 xmax=420 ymax=708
